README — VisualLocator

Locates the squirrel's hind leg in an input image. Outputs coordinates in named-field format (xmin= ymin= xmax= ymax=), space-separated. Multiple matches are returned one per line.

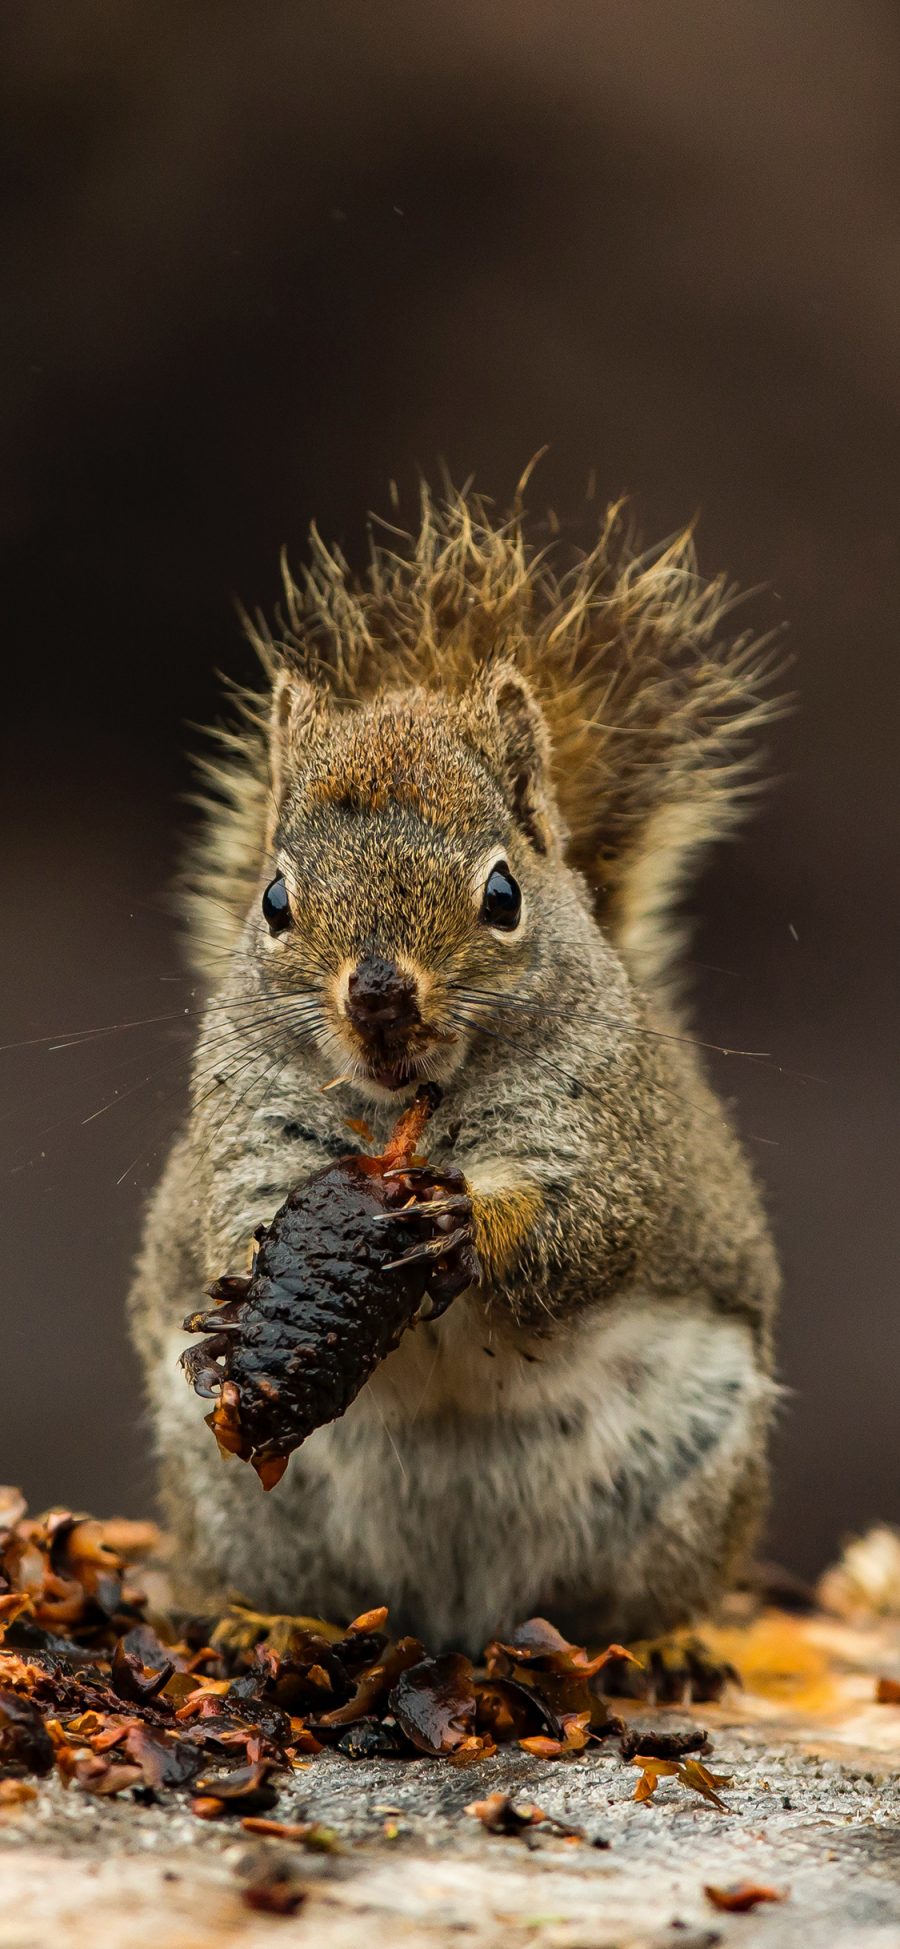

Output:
xmin=531 ymin=1297 xmax=776 ymax=1647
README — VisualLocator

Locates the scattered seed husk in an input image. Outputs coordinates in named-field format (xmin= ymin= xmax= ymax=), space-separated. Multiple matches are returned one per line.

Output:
xmin=465 ymin=1792 xmax=584 ymax=1839
xmin=0 ymin=1486 xmax=739 ymax=1831
xmin=630 ymin=1753 xmax=732 ymax=1811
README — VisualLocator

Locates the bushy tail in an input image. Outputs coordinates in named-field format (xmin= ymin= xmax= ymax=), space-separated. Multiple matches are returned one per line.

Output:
xmin=184 ymin=481 xmax=783 ymax=985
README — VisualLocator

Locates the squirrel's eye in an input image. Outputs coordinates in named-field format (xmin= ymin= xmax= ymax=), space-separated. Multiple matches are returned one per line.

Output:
xmin=262 ymin=874 xmax=292 ymax=933
xmin=481 ymin=862 xmax=521 ymax=932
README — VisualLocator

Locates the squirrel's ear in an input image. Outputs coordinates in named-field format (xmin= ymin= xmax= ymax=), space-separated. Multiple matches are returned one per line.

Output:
xmin=266 ymin=670 xmax=329 ymax=839
xmin=479 ymin=663 xmax=558 ymax=856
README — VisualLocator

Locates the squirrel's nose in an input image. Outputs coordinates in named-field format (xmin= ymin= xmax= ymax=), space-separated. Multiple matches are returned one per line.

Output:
xmin=345 ymin=957 xmax=421 ymax=1037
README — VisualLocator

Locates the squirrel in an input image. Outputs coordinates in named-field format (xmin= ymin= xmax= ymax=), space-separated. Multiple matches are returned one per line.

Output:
xmin=129 ymin=482 xmax=781 ymax=1652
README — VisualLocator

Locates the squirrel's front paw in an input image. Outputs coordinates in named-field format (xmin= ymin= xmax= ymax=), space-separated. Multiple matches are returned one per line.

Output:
xmin=377 ymin=1164 xmax=482 ymax=1315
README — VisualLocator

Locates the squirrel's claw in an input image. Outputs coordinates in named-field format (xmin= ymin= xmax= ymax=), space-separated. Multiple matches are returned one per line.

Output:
xmin=428 ymin=1235 xmax=483 ymax=1304
xmin=382 ymin=1164 xmax=468 ymax=1194
xmin=379 ymin=1144 xmax=478 ymax=1300
xmin=180 ymin=1339 xmax=229 ymax=1398
xmin=382 ymin=1154 xmax=481 ymax=1307
xmin=372 ymin=1194 xmax=472 ymax=1224
xmin=183 ymin=1303 xmax=244 ymax=1334
xmin=206 ymin=1272 xmax=252 ymax=1303
xmin=384 ymin=1224 xmax=472 ymax=1270
xmin=385 ymin=1221 xmax=482 ymax=1304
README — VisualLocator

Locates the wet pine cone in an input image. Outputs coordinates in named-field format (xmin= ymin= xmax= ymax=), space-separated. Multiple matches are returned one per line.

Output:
xmin=181 ymin=1086 xmax=480 ymax=1488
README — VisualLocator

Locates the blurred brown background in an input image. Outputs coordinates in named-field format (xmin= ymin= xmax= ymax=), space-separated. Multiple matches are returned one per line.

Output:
xmin=2 ymin=2 xmax=898 ymax=1578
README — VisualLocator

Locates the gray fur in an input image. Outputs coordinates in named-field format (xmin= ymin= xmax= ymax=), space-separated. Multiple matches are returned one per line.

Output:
xmin=129 ymin=491 xmax=780 ymax=1649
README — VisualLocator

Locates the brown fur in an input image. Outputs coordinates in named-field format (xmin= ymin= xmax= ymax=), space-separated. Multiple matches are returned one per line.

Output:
xmin=183 ymin=483 xmax=780 ymax=985
xmin=131 ymin=479 xmax=782 ymax=1651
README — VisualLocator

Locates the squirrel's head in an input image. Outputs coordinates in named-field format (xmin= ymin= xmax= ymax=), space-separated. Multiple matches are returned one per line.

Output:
xmin=187 ymin=486 xmax=778 ymax=1092
xmin=254 ymin=664 xmax=561 ymax=1100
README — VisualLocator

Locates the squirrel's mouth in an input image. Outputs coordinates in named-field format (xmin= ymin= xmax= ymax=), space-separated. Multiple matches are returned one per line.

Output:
xmin=331 ymin=961 xmax=461 ymax=1096
xmin=347 ymin=1027 xmax=461 ymax=1097
xmin=367 ymin=1055 xmax=425 ymax=1092
xmin=361 ymin=1029 xmax=458 ymax=1093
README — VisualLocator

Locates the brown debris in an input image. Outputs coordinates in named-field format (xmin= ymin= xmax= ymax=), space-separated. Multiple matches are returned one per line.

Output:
xmin=518 ymin=1711 xmax=592 ymax=1759
xmin=123 ymin=1725 xmax=207 ymax=1790
xmin=345 ymin=1606 xmax=389 ymax=1636
xmin=76 ymin=1755 xmax=145 ymax=1797
xmin=618 ymin=1724 xmax=710 ymax=1761
xmin=480 ymin=1617 xmax=632 ymax=1754
xmin=0 ymin=1688 xmax=55 ymax=1776
xmin=0 ymin=1500 xmax=150 ymax=1653
xmin=191 ymin=1759 xmax=280 ymax=1812
xmin=474 ymin=1675 xmax=564 ymax=1744
xmin=242 ymin=1863 xmax=308 ymax=1915
xmin=705 ymin=1882 xmax=784 ymax=1911
xmin=0 ymin=1488 xmax=741 ymax=1828
xmin=465 ymin=1791 xmax=584 ymax=1839
xmin=630 ymin=1754 xmax=732 ymax=1811
xmin=110 ymin=1638 xmax=175 ymax=1704
xmin=389 ymin=1654 xmax=478 ymax=1756
xmin=313 ymin=1635 xmax=424 ymax=1728
xmin=241 ymin=1816 xmax=340 ymax=1850
xmin=875 ymin=1676 xmax=900 ymax=1704
xmin=487 ymin=1618 xmax=638 ymax=1678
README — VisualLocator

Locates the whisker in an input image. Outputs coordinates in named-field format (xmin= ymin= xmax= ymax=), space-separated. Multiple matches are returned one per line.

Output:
xmin=449 ymin=983 xmax=817 ymax=1080
xmin=2 ymin=983 xmax=327 ymax=1057
xmin=452 ymin=1008 xmax=780 ymax=1148
xmin=449 ymin=1006 xmax=733 ymax=1135
xmin=187 ymin=1042 xmax=295 ymax=1174
xmin=190 ymin=1015 xmax=324 ymax=1121
xmin=1 ymin=1010 xmax=200 ymax=1054
xmin=366 ymin=1381 xmax=409 ymax=1484
xmin=191 ymin=1002 xmax=325 ymax=1057
xmin=449 ymin=984 xmax=773 ymax=1062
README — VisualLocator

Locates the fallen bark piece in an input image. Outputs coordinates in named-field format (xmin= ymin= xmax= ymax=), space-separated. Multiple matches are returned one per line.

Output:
xmin=312 ymin=1635 xmax=424 ymax=1728
xmin=474 ymin=1675 xmax=564 ymax=1743
xmin=111 ymin=1639 xmax=175 ymax=1704
xmin=618 ymin=1725 xmax=709 ymax=1761
xmin=124 ymin=1725 xmax=207 ymax=1791
xmin=75 ymin=1755 xmax=145 ymax=1797
xmin=875 ymin=1676 xmax=900 ymax=1703
xmin=705 ymin=1882 xmax=785 ymax=1911
xmin=182 ymin=1085 xmax=480 ymax=1486
xmin=0 ymin=1501 xmax=149 ymax=1652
